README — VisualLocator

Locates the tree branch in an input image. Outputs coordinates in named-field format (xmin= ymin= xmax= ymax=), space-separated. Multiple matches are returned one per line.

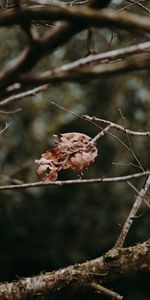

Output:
xmin=0 ymin=84 xmax=48 ymax=106
xmin=83 ymin=114 xmax=150 ymax=136
xmin=19 ymin=53 xmax=150 ymax=86
xmin=115 ymin=175 xmax=150 ymax=248
xmin=0 ymin=5 xmax=150 ymax=93
xmin=0 ymin=6 xmax=150 ymax=33
xmin=0 ymin=240 xmax=149 ymax=300
xmin=1 ymin=41 xmax=149 ymax=105
xmin=0 ymin=171 xmax=150 ymax=190
xmin=91 ymin=282 xmax=123 ymax=300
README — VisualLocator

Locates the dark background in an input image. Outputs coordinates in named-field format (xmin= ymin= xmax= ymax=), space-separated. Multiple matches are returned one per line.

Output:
xmin=0 ymin=1 xmax=150 ymax=299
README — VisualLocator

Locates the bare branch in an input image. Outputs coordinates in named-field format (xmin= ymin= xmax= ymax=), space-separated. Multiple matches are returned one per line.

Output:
xmin=0 ymin=6 xmax=150 ymax=92
xmin=0 ymin=2 xmax=149 ymax=300
xmin=127 ymin=180 xmax=150 ymax=208
xmin=0 ymin=240 xmax=149 ymax=300
xmin=0 ymin=171 xmax=150 ymax=190
xmin=114 ymin=0 xmax=150 ymax=14
xmin=0 ymin=84 xmax=48 ymax=107
xmin=126 ymin=0 xmax=150 ymax=14
xmin=24 ymin=0 xmax=91 ymax=7
xmin=115 ymin=175 xmax=150 ymax=248
xmin=51 ymin=103 xmax=150 ymax=161
xmin=1 ymin=41 xmax=149 ymax=104
xmin=92 ymin=124 xmax=113 ymax=142
xmin=0 ymin=6 xmax=150 ymax=33
xmin=0 ymin=108 xmax=22 ymax=114
xmin=83 ymin=115 xmax=150 ymax=136
xmin=19 ymin=53 xmax=150 ymax=86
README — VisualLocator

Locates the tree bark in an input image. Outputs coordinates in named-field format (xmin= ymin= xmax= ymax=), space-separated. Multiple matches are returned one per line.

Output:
xmin=0 ymin=240 xmax=149 ymax=300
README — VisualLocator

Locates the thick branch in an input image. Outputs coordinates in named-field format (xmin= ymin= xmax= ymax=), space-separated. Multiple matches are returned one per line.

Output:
xmin=0 ymin=240 xmax=149 ymax=300
xmin=0 ymin=21 xmax=82 ymax=91
xmin=0 ymin=41 xmax=149 ymax=104
xmin=19 ymin=53 xmax=150 ymax=86
xmin=0 ymin=6 xmax=150 ymax=92
xmin=0 ymin=6 xmax=150 ymax=33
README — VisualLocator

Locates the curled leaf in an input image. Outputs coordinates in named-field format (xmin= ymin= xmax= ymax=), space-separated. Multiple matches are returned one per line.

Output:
xmin=35 ymin=132 xmax=98 ymax=182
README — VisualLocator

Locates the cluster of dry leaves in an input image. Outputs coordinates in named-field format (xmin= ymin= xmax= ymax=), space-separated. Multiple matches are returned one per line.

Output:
xmin=35 ymin=132 xmax=98 ymax=181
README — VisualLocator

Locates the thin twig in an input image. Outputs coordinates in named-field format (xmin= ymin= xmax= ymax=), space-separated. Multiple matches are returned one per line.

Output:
xmin=86 ymin=28 xmax=96 ymax=56
xmin=115 ymin=175 xmax=150 ymax=248
xmin=83 ymin=115 xmax=150 ymax=136
xmin=127 ymin=180 xmax=150 ymax=208
xmin=0 ymin=171 xmax=150 ymax=190
xmin=91 ymin=282 xmax=123 ymax=300
xmin=51 ymin=102 xmax=149 ymax=171
xmin=118 ymin=108 xmax=144 ymax=171
xmin=112 ymin=162 xmax=142 ymax=171
xmin=0 ymin=84 xmax=48 ymax=107
xmin=0 ymin=108 xmax=22 ymax=114
xmin=92 ymin=124 xmax=113 ymax=142
xmin=126 ymin=0 xmax=150 ymax=14
xmin=113 ymin=0 xmax=147 ymax=14
xmin=0 ymin=122 xmax=11 ymax=135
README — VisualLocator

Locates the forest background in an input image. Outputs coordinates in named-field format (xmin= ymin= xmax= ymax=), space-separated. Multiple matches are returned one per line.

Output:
xmin=0 ymin=0 xmax=150 ymax=299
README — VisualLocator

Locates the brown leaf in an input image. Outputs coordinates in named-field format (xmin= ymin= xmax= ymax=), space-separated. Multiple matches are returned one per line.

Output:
xmin=35 ymin=132 xmax=98 ymax=182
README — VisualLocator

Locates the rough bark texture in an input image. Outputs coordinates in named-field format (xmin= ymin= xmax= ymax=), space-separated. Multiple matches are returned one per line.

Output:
xmin=0 ymin=240 xmax=149 ymax=300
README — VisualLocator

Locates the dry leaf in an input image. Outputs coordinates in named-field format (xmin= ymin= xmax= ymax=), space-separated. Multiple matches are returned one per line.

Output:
xmin=35 ymin=132 xmax=98 ymax=182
